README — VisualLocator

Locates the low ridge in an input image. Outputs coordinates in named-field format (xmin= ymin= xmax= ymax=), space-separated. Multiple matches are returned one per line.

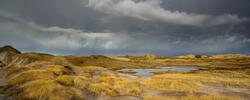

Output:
xmin=0 ymin=45 xmax=21 ymax=54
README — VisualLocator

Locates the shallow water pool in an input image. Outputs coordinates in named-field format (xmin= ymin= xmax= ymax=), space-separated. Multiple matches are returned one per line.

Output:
xmin=117 ymin=66 xmax=205 ymax=77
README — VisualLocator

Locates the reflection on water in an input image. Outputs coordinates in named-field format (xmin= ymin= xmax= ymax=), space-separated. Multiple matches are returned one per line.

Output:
xmin=117 ymin=66 xmax=206 ymax=77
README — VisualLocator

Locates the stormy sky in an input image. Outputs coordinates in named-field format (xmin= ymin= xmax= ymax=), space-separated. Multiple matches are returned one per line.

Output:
xmin=0 ymin=0 xmax=250 ymax=56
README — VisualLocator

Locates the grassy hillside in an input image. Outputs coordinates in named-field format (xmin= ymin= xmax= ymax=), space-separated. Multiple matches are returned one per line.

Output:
xmin=0 ymin=45 xmax=250 ymax=100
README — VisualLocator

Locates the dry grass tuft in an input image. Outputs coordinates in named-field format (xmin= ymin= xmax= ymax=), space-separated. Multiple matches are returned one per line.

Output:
xmin=47 ymin=65 xmax=75 ymax=75
xmin=144 ymin=94 xmax=240 ymax=100
xmin=48 ymin=87 xmax=85 ymax=100
xmin=56 ymin=75 xmax=89 ymax=89
xmin=95 ymin=75 xmax=142 ymax=96
xmin=19 ymin=79 xmax=64 ymax=99
xmin=113 ymin=80 xmax=142 ymax=96
xmin=181 ymin=94 xmax=240 ymax=100
xmin=25 ymin=61 xmax=51 ymax=69
xmin=7 ymin=70 xmax=52 ymax=86
xmin=18 ymin=79 xmax=85 ymax=100
xmin=143 ymin=78 xmax=200 ymax=93
xmin=5 ymin=64 xmax=31 ymax=78
xmin=210 ymin=54 xmax=249 ymax=59
xmin=51 ymin=56 xmax=72 ymax=65
xmin=80 ymin=66 xmax=105 ymax=73
xmin=87 ymin=82 xmax=117 ymax=96
xmin=65 ymin=56 xmax=146 ymax=69
xmin=144 ymin=95 xmax=177 ymax=100
xmin=97 ymin=76 xmax=118 ymax=84
xmin=153 ymin=70 xmax=250 ymax=87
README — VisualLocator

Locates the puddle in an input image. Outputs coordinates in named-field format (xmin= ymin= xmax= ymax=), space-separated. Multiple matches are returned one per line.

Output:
xmin=117 ymin=66 xmax=206 ymax=77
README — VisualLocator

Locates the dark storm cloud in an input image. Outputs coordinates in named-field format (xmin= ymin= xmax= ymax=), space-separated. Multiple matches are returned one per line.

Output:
xmin=88 ymin=0 xmax=248 ymax=27
xmin=161 ymin=0 xmax=250 ymax=16
xmin=0 ymin=0 xmax=250 ymax=55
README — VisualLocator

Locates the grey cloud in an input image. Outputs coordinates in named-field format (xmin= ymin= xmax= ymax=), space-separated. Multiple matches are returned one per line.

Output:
xmin=0 ymin=13 xmax=132 ymax=51
xmin=0 ymin=0 xmax=250 ymax=55
xmin=87 ymin=0 xmax=248 ymax=27
xmin=1 ymin=11 xmax=250 ymax=55
xmin=1 ymin=15 xmax=249 ymax=55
